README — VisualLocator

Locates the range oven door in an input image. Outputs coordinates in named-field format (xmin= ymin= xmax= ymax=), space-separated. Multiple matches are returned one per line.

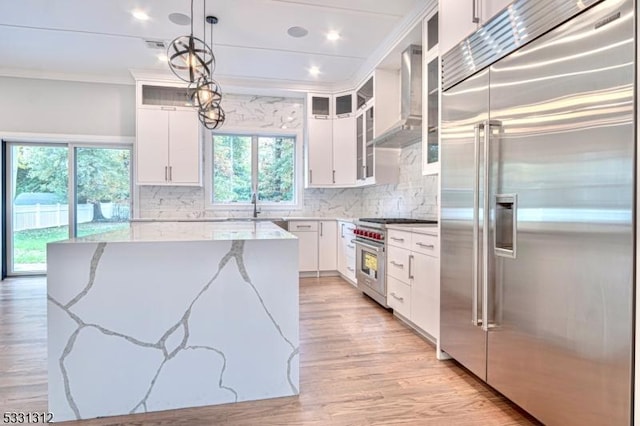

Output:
xmin=354 ymin=239 xmax=387 ymax=307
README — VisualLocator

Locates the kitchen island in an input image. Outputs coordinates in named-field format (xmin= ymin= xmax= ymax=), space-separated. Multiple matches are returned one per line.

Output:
xmin=46 ymin=221 xmax=299 ymax=422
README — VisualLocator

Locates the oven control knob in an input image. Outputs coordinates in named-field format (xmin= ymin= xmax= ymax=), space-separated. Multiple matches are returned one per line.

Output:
xmin=375 ymin=233 xmax=382 ymax=240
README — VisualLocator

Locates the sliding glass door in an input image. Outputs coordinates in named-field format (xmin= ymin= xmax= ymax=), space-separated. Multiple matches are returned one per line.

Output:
xmin=9 ymin=144 xmax=69 ymax=273
xmin=6 ymin=143 xmax=131 ymax=275
xmin=74 ymin=147 xmax=131 ymax=238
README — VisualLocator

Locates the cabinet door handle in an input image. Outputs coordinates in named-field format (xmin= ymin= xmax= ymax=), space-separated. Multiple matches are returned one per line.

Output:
xmin=390 ymin=237 xmax=405 ymax=242
xmin=320 ymin=222 xmax=323 ymax=237
xmin=390 ymin=260 xmax=404 ymax=268
xmin=332 ymin=170 xmax=336 ymax=184
xmin=347 ymin=266 xmax=355 ymax=272
xmin=309 ymin=169 xmax=313 ymax=184
xmin=408 ymin=254 xmax=415 ymax=280
xmin=314 ymin=115 xmax=329 ymax=119
xmin=347 ymin=244 xmax=355 ymax=249
xmin=161 ymin=106 xmax=176 ymax=111
xmin=390 ymin=292 xmax=404 ymax=302
xmin=165 ymin=166 xmax=168 ymax=181
xmin=472 ymin=0 xmax=480 ymax=23
xmin=341 ymin=223 xmax=345 ymax=238
xmin=169 ymin=166 xmax=172 ymax=181
xmin=416 ymin=242 xmax=435 ymax=249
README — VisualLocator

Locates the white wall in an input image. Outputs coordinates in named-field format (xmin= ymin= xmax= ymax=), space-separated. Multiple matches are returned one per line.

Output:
xmin=0 ymin=77 xmax=135 ymax=137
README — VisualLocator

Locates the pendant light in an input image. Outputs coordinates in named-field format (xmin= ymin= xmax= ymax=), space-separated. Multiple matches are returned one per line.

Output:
xmin=167 ymin=0 xmax=215 ymax=83
xmin=195 ymin=13 xmax=225 ymax=129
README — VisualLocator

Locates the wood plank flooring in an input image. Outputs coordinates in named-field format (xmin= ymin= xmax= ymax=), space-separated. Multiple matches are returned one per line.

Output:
xmin=0 ymin=276 xmax=539 ymax=425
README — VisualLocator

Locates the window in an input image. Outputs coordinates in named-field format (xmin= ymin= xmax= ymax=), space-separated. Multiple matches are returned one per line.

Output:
xmin=211 ymin=133 xmax=297 ymax=206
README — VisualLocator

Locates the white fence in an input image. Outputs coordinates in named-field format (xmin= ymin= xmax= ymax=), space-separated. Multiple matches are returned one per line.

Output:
xmin=14 ymin=204 xmax=94 ymax=231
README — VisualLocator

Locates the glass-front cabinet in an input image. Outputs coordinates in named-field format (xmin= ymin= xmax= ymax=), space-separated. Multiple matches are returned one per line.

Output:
xmin=422 ymin=11 xmax=440 ymax=175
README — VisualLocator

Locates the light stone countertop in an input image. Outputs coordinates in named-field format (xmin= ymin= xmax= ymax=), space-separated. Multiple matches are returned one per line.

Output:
xmin=385 ymin=223 xmax=439 ymax=236
xmin=53 ymin=221 xmax=296 ymax=243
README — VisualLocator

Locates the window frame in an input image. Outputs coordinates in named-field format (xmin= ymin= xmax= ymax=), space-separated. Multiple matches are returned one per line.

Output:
xmin=204 ymin=127 xmax=303 ymax=211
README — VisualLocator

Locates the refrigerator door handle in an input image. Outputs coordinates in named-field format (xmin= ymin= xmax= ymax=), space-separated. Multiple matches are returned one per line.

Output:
xmin=472 ymin=123 xmax=483 ymax=326
xmin=482 ymin=119 xmax=491 ymax=332
xmin=482 ymin=120 xmax=502 ymax=331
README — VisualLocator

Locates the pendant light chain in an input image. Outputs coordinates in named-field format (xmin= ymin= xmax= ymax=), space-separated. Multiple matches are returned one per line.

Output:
xmin=167 ymin=0 xmax=224 ymax=129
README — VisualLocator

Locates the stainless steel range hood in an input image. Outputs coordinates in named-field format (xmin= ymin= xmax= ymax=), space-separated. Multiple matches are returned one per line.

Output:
xmin=373 ymin=45 xmax=422 ymax=148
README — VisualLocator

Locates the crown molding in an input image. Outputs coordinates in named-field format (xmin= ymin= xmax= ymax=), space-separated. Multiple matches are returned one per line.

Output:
xmin=342 ymin=0 xmax=437 ymax=91
xmin=0 ymin=67 xmax=135 ymax=86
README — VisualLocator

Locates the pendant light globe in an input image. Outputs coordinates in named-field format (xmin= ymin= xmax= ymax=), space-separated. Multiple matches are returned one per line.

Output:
xmin=199 ymin=102 xmax=225 ymax=129
xmin=167 ymin=35 xmax=215 ymax=83
xmin=190 ymin=76 xmax=222 ymax=110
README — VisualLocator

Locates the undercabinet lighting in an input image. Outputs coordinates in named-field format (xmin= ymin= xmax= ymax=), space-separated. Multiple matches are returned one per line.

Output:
xmin=157 ymin=53 xmax=168 ymax=62
xmin=326 ymin=31 xmax=340 ymax=41
xmin=132 ymin=9 xmax=150 ymax=21
xmin=309 ymin=66 xmax=320 ymax=76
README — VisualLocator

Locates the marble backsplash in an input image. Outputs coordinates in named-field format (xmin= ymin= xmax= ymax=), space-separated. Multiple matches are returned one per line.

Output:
xmin=361 ymin=143 xmax=438 ymax=219
xmin=137 ymin=94 xmax=438 ymax=220
xmin=137 ymin=145 xmax=436 ymax=220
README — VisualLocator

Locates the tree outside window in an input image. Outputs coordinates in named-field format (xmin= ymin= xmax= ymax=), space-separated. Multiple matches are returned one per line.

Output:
xmin=212 ymin=134 xmax=295 ymax=204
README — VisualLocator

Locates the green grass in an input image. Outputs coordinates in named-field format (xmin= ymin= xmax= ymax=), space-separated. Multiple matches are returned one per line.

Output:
xmin=13 ymin=222 xmax=128 ymax=266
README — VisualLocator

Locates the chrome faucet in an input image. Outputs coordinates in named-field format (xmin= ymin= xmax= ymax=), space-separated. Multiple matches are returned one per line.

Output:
xmin=251 ymin=192 xmax=261 ymax=218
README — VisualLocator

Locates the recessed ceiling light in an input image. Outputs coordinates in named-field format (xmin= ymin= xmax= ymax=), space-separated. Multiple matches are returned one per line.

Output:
xmin=309 ymin=66 xmax=320 ymax=76
xmin=168 ymin=12 xmax=191 ymax=26
xmin=157 ymin=53 xmax=168 ymax=62
xmin=132 ymin=10 xmax=149 ymax=21
xmin=326 ymin=31 xmax=340 ymax=41
xmin=287 ymin=26 xmax=309 ymax=38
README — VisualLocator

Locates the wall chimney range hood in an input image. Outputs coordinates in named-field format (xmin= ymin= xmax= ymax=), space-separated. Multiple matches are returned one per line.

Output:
xmin=373 ymin=45 xmax=422 ymax=148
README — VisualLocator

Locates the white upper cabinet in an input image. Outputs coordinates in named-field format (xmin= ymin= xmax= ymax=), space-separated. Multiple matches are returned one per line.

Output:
xmin=332 ymin=113 xmax=357 ymax=185
xmin=354 ymin=70 xmax=400 ymax=186
xmin=307 ymin=117 xmax=334 ymax=185
xmin=422 ymin=10 xmax=440 ymax=176
xmin=135 ymin=81 xmax=202 ymax=186
xmin=306 ymin=91 xmax=357 ymax=188
xmin=439 ymin=0 xmax=512 ymax=56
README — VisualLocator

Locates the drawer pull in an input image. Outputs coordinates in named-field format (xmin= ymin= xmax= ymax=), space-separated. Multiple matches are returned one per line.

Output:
xmin=347 ymin=244 xmax=355 ymax=249
xmin=409 ymin=254 xmax=414 ymax=280
xmin=416 ymin=242 xmax=435 ymax=249
xmin=390 ymin=292 xmax=404 ymax=302
xmin=390 ymin=261 xmax=404 ymax=268
xmin=390 ymin=237 xmax=405 ymax=242
xmin=296 ymin=225 xmax=312 ymax=229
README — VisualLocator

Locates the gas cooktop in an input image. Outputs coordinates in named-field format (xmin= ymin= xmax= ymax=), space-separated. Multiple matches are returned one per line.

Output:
xmin=359 ymin=218 xmax=438 ymax=225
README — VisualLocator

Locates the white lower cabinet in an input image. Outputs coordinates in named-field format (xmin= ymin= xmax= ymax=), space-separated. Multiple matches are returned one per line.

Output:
xmin=386 ymin=228 xmax=440 ymax=341
xmin=410 ymin=251 xmax=439 ymax=340
xmin=337 ymin=221 xmax=356 ymax=284
xmin=288 ymin=221 xmax=319 ymax=272
xmin=289 ymin=220 xmax=338 ymax=274
xmin=387 ymin=276 xmax=411 ymax=319
xmin=318 ymin=220 xmax=337 ymax=271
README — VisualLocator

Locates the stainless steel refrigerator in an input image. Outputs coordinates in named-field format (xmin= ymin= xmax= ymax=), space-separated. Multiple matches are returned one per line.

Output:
xmin=440 ymin=0 xmax=634 ymax=424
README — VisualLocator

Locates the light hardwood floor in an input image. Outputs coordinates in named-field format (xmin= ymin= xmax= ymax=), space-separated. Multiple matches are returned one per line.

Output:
xmin=0 ymin=276 xmax=538 ymax=425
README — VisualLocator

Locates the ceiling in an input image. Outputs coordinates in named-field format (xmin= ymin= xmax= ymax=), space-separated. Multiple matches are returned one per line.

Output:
xmin=0 ymin=0 xmax=427 ymax=92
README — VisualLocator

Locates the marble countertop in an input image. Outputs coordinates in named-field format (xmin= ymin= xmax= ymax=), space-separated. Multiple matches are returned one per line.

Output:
xmin=132 ymin=217 xmax=357 ymax=223
xmin=385 ymin=223 xmax=438 ymax=236
xmin=53 ymin=221 xmax=296 ymax=244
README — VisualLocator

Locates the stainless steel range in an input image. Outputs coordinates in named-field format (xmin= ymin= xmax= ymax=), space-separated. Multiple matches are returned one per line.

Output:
xmin=354 ymin=218 xmax=437 ymax=307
